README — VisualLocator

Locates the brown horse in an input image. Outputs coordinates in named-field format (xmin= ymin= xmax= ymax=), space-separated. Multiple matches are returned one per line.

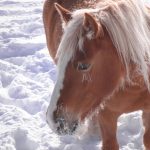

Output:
xmin=43 ymin=0 xmax=150 ymax=150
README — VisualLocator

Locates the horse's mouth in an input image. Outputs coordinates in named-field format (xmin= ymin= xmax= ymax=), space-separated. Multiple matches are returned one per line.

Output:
xmin=55 ymin=117 xmax=79 ymax=135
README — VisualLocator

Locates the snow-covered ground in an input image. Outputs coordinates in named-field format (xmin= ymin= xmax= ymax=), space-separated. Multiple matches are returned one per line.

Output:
xmin=0 ymin=0 xmax=149 ymax=150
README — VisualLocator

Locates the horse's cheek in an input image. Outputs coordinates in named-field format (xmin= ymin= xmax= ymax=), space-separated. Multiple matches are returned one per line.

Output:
xmin=94 ymin=62 xmax=122 ymax=98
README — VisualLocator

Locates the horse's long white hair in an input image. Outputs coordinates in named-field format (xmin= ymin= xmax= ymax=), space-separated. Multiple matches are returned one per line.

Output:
xmin=98 ymin=0 xmax=150 ymax=89
xmin=56 ymin=0 xmax=150 ymax=90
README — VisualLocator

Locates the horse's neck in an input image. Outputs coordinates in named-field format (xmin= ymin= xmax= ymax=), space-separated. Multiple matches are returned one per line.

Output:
xmin=127 ymin=62 xmax=149 ymax=90
xmin=127 ymin=6 xmax=150 ymax=87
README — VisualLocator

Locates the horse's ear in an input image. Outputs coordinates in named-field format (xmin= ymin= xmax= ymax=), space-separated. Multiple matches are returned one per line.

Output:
xmin=54 ymin=3 xmax=72 ymax=23
xmin=83 ymin=13 xmax=104 ymax=39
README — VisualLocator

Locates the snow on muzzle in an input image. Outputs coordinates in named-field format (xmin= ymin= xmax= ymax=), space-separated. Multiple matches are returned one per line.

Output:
xmin=46 ymin=106 xmax=78 ymax=135
xmin=53 ymin=110 xmax=79 ymax=135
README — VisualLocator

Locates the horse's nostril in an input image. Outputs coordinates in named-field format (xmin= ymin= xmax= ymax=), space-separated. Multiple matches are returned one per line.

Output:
xmin=71 ymin=121 xmax=78 ymax=133
xmin=56 ymin=117 xmax=66 ymax=129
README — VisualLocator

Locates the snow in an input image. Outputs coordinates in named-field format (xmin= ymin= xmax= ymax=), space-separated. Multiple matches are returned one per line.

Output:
xmin=0 ymin=0 xmax=149 ymax=150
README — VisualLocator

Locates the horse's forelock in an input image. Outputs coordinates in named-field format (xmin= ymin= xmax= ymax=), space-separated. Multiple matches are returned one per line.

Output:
xmin=47 ymin=13 xmax=86 ymax=130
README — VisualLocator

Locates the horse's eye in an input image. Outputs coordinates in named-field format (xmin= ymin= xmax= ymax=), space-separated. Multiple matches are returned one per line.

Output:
xmin=77 ymin=63 xmax=91 ymax=71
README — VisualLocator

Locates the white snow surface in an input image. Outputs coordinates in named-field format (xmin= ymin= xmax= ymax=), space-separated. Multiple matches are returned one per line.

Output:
xmin=0 ymin=0 xmax=149 ymax=150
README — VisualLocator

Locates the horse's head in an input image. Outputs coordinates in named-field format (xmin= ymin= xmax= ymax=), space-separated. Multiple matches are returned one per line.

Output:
xmin=46 ymin=3 xmax=126 ymax=134
xmin=46 ymin=2 xmax=146 ymax=135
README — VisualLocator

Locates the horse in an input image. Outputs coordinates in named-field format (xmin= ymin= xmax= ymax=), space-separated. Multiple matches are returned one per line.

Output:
xmin=44 ymin=0 xmax=150 ymax=149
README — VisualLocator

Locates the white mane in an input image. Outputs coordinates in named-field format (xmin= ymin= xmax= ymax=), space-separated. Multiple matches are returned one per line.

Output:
xmin=57 ymin=0 xmax=150 ymax=89
xmin=99 ymin=0 xmax=150 ymax=89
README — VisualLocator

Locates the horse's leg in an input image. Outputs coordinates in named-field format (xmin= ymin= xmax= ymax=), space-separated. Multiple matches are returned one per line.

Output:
xmin=98 ymin=109 xmax=119 ymax=150
xmin=142 ymin=111 xmax=150 ymax=150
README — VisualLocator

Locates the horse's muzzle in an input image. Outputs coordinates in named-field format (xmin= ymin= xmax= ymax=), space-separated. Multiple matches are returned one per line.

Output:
xmin=55 ymin=116 xmax=78 ymax=135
